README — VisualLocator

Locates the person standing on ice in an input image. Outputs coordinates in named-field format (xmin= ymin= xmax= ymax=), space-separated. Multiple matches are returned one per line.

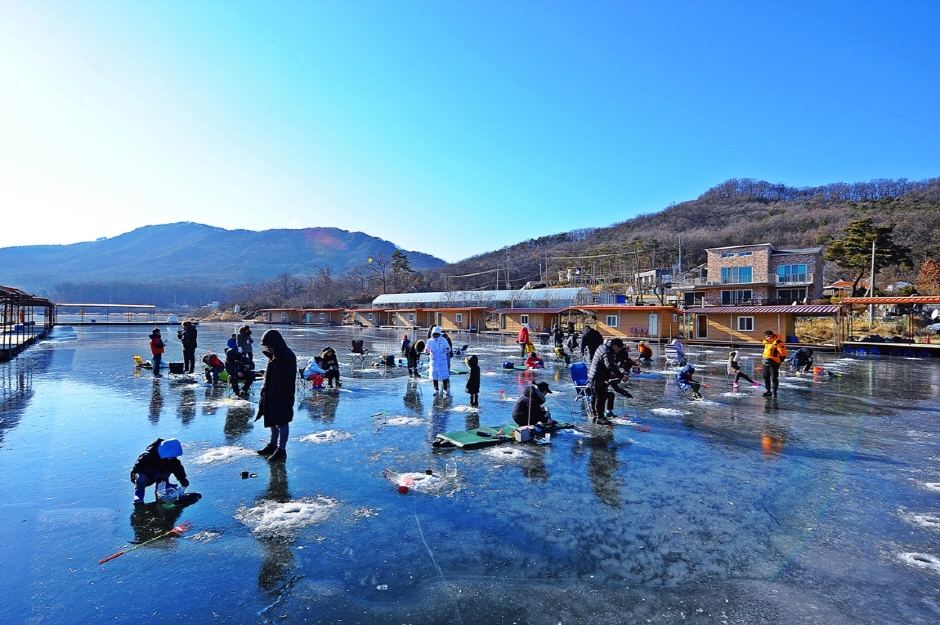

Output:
xmin=131 ymin=438 xmax=190 ymax=504
xmin=588 ymin=338 xmax=629 ymax=424
xmin=761 ymin=330 xmax=787 ymax=397
xmin=255 ymin=330 xmax=297 ymax=463
xmin=465 ymin=354 xmax=481 ymax=407
xmin=425 ymin=327 xmax=452 ymax=396
xmin=580 ymin=324 xmax=604 ymax=362
xmin=178 ymin=320 xmax=198 ymax=374
xmin=516 ymin=324 xmax=530 ymax=358
xmin=148 ymin=328 xmax=166 ymax=378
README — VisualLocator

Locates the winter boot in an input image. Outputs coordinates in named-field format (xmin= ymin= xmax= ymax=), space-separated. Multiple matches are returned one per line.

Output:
xmin=134 ymin=488 xmax=146 ymax=504
xmin=257 ymin=443 xmax=277 ymax=456
xmin=268 ymin=448 xmax=287 ymax=463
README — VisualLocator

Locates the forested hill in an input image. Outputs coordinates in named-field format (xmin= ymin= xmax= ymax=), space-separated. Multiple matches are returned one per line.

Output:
xmin=0 ymin=223 xmax=444 ymax=302
xmin=429 ymin=177 xmax=940 ymax=290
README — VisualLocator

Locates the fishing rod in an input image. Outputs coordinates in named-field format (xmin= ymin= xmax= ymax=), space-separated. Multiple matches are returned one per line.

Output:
xmin=99 ymin=520 xmax=193 ymax=564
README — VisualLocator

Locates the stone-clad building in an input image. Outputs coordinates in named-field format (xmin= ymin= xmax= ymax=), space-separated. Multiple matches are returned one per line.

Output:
xmin=682 ymin=244 xmax=824 ymax=307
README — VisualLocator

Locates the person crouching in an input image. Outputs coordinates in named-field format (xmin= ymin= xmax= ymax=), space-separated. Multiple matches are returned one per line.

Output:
xmin=511 ymin=381 xmax=557 ymax=428
xmin=226 ymin=347 xmax=255 ymax=398
xmin=130 ymin=438 xmax=190 ymax=505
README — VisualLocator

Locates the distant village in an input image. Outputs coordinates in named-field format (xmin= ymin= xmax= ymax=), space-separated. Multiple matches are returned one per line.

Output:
xmin=5 ymin=240 xmax=940 ymax=361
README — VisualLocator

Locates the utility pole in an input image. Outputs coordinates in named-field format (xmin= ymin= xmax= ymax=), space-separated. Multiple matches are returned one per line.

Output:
xmin=869 ymin=239 xmax=876 ymax=329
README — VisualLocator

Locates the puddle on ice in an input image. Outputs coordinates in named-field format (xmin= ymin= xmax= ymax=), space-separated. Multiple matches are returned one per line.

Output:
xmin=236 ymin=496 xmax=339 ymax=537
xmin=898 ymin=552 xmax=940 ymax=574
xmin=299 ymin=430 xmax=352 ymax=443
xmin=194 ymin=445 xmax=257 ymax=464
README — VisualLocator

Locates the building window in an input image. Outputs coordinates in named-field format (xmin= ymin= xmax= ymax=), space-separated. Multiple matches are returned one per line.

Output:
xmin=737 ymin=316 xmax=754 ymax=331
xmin=455 ymin=313 xmax=463 ymax=323
xmin=777 ymin=264 xmax=807 ymax=284
xmin=606 ymin=315 xmax=618 ymax=327
xmin=319 ymin=313 xmax=325 ymax=320
xmin=721 ymin=290 xmax=753 ymax=305
xmin=777 ymin=288 xmax=807 ymax=303
xmin=520 ymin=314 xmax=529 ymax=325
xmin=720 ymin=252 xmax=735 ymax=258
xmin=721 ymin=266 xmax=753 ymax=284
xmin=367 ymin=313 xmax=373 ymax=320
xmin=408 ymin=313 xmax=414 ymax=322
xmin=737 ymin=251 xmax=752 ymax=257
xmin=280 ymin=312 xmax=287 ymax=321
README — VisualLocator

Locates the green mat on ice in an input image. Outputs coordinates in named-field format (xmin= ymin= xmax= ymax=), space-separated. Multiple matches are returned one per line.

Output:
xmin=434 ymin=421 xmax=574 ymax=449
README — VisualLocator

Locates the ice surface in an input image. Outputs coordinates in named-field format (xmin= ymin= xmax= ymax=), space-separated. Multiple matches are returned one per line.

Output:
xmin=2 ymin=324 xmax=939 ymax=624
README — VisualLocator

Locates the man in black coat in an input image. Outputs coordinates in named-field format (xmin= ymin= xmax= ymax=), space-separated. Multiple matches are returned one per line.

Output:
xmin=587 ymin=338 xmax=629 ymax=425
xmin=580 ymin=324 xmax=604 ymax=362
xmin=255 ymin=330 xmax=297 ymax=462
xmin=178 ymin=321 xmax=198 ymax=373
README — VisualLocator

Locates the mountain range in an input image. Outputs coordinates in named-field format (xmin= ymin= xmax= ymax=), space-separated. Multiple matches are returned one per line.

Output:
xmin=3 ymin=176 xmax=938 ymax=306
xmin=0 ymin=223 xmax=444 ymax=299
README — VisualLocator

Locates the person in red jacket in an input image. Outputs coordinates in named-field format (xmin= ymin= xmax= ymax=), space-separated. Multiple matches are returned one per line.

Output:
xmin=149 ymin=328 xmax=166 ymax=378
xmin=516 ymin=324 xmax=530 ymax=358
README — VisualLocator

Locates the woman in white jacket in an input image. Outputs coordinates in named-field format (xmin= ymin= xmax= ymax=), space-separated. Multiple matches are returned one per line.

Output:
xmin=425 ymin=327 xmax=453 ymax=396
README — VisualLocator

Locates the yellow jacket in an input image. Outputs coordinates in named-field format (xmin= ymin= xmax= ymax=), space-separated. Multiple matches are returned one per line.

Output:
xmin=762 ymin=333 xmax=786 ymax=363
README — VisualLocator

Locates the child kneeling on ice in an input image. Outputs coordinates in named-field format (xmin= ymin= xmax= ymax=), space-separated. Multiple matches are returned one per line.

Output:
xmin=131 ymin=438 xmax=190 ymax=504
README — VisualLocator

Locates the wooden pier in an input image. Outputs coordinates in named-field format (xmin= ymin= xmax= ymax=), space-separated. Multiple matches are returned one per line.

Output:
xmin=1 ymin=286 xmax=55 ymax=361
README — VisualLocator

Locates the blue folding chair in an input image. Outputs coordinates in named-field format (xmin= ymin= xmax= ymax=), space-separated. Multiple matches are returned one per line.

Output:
xmin=569 ymin=362 xmax=591 ymax=414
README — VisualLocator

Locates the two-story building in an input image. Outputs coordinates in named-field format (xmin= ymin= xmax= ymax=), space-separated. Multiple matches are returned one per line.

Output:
xmin=680 ymin=244 xmax=824 ymax=307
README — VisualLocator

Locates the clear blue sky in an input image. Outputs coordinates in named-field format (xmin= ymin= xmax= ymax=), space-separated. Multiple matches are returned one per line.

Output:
xmin=1 ymin=1 xmax=937 ymax=262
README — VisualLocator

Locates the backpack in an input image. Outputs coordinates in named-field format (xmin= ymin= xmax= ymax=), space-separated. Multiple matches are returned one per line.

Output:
xmin=773 ymin=342 xmax=787 ymax=360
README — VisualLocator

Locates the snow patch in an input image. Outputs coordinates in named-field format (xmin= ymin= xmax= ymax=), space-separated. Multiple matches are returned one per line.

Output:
xmin=236 ymin=496 xmax=339 ymax=537
xmin=652 ymin=408 xmax=688 ymax=417
xmin=898 ymin=552 xmax=940 ymax=574
xmin=900 ymin=512 xmax=940 ymax=531
xmin=299 ymin=430 xmax=352 ymax=444
xmin=481 ymin=446 xmax=530 ymax=462
xmin=385 ymin=416 xmax=425 ymax=427
xmin=194 ymin=446 xmax=256 ymax=464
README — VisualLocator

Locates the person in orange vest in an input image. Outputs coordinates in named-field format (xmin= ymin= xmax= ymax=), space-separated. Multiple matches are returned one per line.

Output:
xmin=761 ymin=330 xmax=787 ymax=397
xmin=149 ymin=328 xmax=166 ymax=378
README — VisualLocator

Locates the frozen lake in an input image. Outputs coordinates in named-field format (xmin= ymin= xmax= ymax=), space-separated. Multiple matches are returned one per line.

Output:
xmin=1 ymin=324 xmax=938 ymax=624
